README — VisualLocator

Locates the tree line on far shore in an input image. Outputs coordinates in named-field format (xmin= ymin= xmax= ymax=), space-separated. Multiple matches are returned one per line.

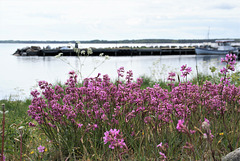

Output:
xmin=1 ymin=39 xmax=240 ymax=44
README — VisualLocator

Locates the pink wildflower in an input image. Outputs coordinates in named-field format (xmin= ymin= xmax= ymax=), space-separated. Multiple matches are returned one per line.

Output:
xmin=180 ymin=64 xmax=187 ymax=71
xmin=159 ymin=152 xmax=167 ymax=159
xmin=157 ymin=142 xmax=163 ymax=148
xmin=93 ymin=124 xmax=98 ymax=130
xmin=77 ymin=123 xmax=83 ymax=128
xmin=103 ymin=129 xmax=127 ymax=149
xmin=167 ymin=72 xmax=176 ymax=81
xmin=176 ymin=119 xmax=186 ymax=132
xmin=29 ymin=122 xmax=36 ymax=127
xmin=181 ymin=67 xmax=192 ymax=78
xmin=37 ymin=145 xmax=45 ymax=153
xmin=117 ymin=67 xmax=124 ymax=77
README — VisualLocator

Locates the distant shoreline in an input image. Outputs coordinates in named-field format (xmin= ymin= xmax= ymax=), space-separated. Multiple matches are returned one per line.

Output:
xmin=1 ymin=39 xmax=240 ymax=44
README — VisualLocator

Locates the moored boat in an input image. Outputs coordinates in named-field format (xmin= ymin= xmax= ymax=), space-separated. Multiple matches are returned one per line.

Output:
xmin=195 ymin=40 xmax=239 ymax=55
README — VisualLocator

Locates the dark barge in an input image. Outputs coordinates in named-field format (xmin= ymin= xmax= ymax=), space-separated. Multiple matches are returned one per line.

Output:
xmin=13 ymin=46 xmax=196 ymax=56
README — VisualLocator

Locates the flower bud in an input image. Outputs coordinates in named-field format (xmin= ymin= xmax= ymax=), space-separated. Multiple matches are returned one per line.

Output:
xmin=202 ymin=121 xmax=210 ymax=130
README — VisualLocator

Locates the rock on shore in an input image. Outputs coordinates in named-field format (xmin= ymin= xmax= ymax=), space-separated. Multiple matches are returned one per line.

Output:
xmin=222 ymin=148 xmax=240 ymax=161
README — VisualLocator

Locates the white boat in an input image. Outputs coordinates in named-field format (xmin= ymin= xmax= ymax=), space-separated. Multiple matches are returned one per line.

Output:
xmin=195 ymin=40 xmax=239 ymax=55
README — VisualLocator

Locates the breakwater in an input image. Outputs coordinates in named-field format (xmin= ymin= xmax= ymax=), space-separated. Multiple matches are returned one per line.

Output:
xmin=13 ymin=47 xmax=196 ymax=56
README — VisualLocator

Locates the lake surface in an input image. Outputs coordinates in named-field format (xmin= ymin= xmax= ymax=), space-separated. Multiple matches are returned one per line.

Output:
xmin=0 ymin=43 xmax=237 ymax=100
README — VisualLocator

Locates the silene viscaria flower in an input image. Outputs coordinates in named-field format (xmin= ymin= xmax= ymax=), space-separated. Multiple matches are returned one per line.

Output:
xmin=103 ymin=129 xmax=127 ymax=149
xmin=38 ymin=145 xmax=45 ymax=153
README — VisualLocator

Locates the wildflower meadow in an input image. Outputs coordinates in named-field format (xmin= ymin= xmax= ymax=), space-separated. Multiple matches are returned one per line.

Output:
xmin=1 ymin=53 xmax=240 ymax=160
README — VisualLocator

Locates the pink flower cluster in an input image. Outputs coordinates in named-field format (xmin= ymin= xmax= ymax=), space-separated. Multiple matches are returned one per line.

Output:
xmin=176 ymin=119 xmax=195 ymax=134
xmin=176 ymin=119 xmax=186 ymax=133
xmin=180 ymin=64 xmax=192 ymax=78
xmin=28 ymin=65 xmax=240 ymax=129
xmin=167 ymin=72 xmax=176 ymax=82
xmin=220 ymin=53 xmax=237 ymax=85
xmin=27 ymin=54 xmax=240 ymax=153
xmin=103 ymin=129 xmax=127 ymax=149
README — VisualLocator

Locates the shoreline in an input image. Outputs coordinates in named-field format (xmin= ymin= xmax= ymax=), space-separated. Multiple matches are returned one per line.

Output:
xmin=1 ymin=38 xmax=240 ymax=44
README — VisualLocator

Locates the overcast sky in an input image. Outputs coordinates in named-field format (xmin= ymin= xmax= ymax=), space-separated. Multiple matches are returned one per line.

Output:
xmin=0 ymin=0 xmax=239 ymax=41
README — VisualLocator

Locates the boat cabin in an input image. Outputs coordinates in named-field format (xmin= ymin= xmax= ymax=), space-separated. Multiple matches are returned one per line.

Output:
xmin=215 ymin=40 xmax=235 ymax=51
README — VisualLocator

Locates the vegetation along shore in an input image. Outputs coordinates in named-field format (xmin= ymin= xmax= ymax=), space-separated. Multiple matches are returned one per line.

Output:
xmin=1 ymin=53 xmax=240 ymax=160
xmin=1 ymin=38 xmax=240 ymax=44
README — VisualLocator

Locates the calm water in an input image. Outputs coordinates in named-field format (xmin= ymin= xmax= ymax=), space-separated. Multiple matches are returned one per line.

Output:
xmin=0 ymin=43 xmax=235 ymax=100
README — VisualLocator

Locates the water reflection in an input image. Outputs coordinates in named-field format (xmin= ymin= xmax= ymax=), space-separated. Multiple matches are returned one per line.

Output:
xmin=16 ymin=56 xmax=56 ymax=63
xmin=197 ymin=55 xmax=224 ymax=62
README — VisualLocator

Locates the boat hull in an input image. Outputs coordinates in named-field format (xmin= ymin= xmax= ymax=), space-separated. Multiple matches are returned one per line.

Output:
xmin=195 ymin=48 xmax=238 ymax=55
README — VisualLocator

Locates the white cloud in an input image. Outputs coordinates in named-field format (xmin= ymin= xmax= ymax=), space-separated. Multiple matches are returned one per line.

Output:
xmin=0 ymin=0 xmax=239 ymax=40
